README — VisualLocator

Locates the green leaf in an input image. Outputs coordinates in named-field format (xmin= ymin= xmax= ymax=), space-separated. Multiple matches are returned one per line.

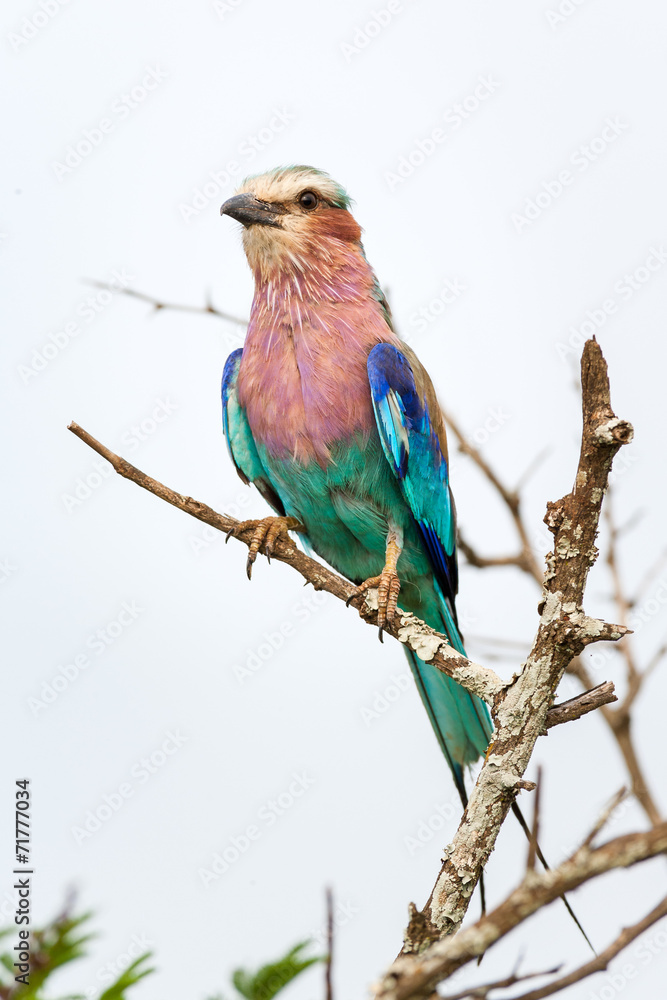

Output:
xmin=231 ymin=941 xmax=323 ymax=1000
xmin=0 ymin=908 xmax=154 ymax=1000
xmin=98 ymin=952 xmax=155 ymax=1000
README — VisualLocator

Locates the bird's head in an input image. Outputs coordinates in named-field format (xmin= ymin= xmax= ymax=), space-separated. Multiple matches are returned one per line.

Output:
xmin=220 ymin=166 xmax=362 ymax=280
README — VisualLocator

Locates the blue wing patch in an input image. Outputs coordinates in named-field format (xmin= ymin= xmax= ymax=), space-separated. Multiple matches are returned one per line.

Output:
xmin=367 ymin=343 xmax=459 ymax=610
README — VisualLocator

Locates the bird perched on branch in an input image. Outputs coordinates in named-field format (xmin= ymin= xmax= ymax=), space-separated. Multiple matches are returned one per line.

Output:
xmin=219 ymin=166 xmax=593 ymax=947
xmin=219 ymin=164 xmax=491 ymax=808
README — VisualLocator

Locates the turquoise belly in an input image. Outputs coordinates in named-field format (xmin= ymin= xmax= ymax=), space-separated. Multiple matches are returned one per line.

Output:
xmin=258 ymin=432 xmax=442 ymax=626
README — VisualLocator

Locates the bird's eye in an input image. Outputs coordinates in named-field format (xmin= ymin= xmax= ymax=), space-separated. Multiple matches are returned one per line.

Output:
xmin=299 ymin=190 xmax=318 ymax=210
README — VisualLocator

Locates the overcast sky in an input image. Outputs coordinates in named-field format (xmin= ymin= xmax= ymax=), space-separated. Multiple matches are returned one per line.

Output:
xmin=3 ymin=1 xmax=667 ymax=998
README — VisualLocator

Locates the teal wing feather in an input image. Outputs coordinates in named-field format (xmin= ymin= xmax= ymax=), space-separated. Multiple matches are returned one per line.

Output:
xmin=221 ymin=349 xmax=285 ymax=515
xmin=367 ymin=343 xmax=492 ymax=801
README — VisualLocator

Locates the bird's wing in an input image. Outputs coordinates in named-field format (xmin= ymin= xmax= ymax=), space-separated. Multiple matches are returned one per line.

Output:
xmin=367 ymin=342 xmax=459 ymax=619
xmin=221 ymin=349 xmax=285 ymax=515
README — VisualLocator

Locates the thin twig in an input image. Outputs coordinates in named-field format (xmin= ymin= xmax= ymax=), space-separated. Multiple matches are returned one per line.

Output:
xmin=580 ymin=788 xmax=628 ymax=849
xmin=507 ymin=895 xmax=667 ymax=1000
xmin=442 ymin=407 xmax=543 ymax=583
xmin=86 ymin=280 xmax=248 ymax=327
xmin=325 ymin=887 xmax=334 ymax=1000
xmin=629 ymin=548 xmax=667 ymax=609
xmin=440 ymin=964 xmax=561 ymax=1000
xmin=526 ymin=768 xmax=542 ymax=873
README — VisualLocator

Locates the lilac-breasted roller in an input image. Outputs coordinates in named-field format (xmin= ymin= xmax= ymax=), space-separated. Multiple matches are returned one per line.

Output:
xmin=219 ymin=165 xmax=491 ymax=809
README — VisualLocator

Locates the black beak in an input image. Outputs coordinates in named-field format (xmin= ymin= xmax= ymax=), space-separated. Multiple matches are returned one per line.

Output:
xmin=220 ymin=193 xmax=284 ymax=228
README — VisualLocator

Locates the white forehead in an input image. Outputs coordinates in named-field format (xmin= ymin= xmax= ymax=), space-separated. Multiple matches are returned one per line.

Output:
xmin=235 ymin=166 xmax=349 ymax=207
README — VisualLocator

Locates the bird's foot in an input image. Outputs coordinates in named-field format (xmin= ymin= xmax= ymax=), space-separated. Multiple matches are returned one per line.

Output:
xmin=225 ymin=515 xmax=302 ymax=580
xmin=346 ymin=567 xmax=401 ymax=641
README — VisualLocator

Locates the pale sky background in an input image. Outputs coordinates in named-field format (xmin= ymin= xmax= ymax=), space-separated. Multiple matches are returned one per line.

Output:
xmin=2 ymin=1 xmax=667 ymax=998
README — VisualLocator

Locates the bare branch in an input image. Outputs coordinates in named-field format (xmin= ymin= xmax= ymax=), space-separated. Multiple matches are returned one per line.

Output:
xmin=645 ymin=638 xmax=667 ymax=676
xmin=604 ymin=714 xmax=662 ymax=827
xmin=374 ymin=824 xmax=667 ymax=1000
xmin=580 ymin=787 xmax=628 ymax=849
xmin=604 ymin=496 xmax=641 ymax=701
xmin=86 ymin=279 xmax=248 ymax=327
xmin=446 ymin=363 xmax=658 ymax=829
xmin=458 ymin=535 xmax=528 ymax=573
xmin=544 ymin=681 xmax=617 ymax=729
xmin=508 ymin=894 xmax=667 ymax=1000
xmin=629 ymin=548 xmax=667 ymax=609
xmin=514 ymin=446 xmax=552 ymax=494
xmin=325 ymin=887 xmax=334 ymax=1000
xmin=439 ymin=964 xmax=561 ymax=1000
xmin=442 ymin=408 xmax=543 ymax=584
xmin=525 ymin=768 xmax=542 ymax=873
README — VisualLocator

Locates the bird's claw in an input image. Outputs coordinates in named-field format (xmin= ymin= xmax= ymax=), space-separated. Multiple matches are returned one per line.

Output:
xmin=346 ymin=569 xmax=401 ymax=641
xmin=225 ymin=516 xmax=302 ymax=579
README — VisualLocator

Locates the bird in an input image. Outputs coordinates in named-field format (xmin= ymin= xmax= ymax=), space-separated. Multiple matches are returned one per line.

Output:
xmin=219 ymin=165 xmax=491 ymax=809
xmin=219 ymin=166 xmax=594 ymax=948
